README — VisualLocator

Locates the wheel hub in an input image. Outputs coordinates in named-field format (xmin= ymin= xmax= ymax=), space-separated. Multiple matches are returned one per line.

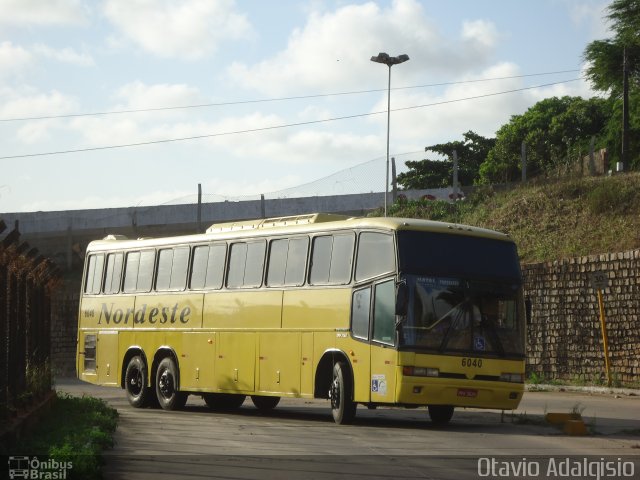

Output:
xmin=159 ymin=370 xmax=173 ymax=397
xmin=330 ymin=377 xmax=340 ymax=409
xmin=128 ymin=370 xmax=142 ymax=394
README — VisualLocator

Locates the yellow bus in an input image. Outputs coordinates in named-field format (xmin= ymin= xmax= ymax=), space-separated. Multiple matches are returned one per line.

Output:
xmin=77 ymin=213 xmax=525 ymax=424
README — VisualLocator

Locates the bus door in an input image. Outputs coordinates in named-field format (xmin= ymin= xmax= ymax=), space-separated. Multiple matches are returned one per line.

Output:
xmin=351 ymin=278 xmax=397 ymax=404
xmin=369 ymin=278 xmax=397 ymax=404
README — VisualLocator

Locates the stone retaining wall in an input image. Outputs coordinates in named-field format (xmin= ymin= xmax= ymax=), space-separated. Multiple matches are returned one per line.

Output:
xmin=523 ymin=249 xmax=640 ymax=385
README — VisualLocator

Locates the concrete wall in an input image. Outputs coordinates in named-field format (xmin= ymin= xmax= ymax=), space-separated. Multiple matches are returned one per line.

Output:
xmin=523 ymin=249 xmax=640 ymax=385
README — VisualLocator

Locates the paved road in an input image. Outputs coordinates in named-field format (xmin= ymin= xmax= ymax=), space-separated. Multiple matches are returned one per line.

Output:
xmin=57 ymin=378 xmax=640 ymax=479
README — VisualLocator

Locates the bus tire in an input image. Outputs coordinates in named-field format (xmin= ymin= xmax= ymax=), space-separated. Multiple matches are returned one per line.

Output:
xmin=330 ymin=361 xmax=356 ymax=425
xmin=203 ymin=393 xmax=246 ymax=411
xmin=155 ymin=357 xmax=187 ymax=411
xmin=428 ymin=405 xmax=454 ymax=425
xmin=251 ymin=395 xmax=280 ymax=411
xmin=124 ymin=355 xmax=153 ymax=408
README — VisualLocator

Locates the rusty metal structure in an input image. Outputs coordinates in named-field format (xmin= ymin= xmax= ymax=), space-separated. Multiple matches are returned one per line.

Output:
xmin=0 ymin=219 xmax=61 ymax=425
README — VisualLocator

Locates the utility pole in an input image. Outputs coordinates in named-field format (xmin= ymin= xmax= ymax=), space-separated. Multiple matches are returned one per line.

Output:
xmin=197 ymin=183 xmax=202 ymax=233
xmin=621 ymin=46 xmax=629 ymax=172
xmin=452 ymin=150 xmax=459 ymax=199
xmin=521 ymin=141 xmax=527 ymax=182
xmin=391 ymin=157 xmax=397 ymax=203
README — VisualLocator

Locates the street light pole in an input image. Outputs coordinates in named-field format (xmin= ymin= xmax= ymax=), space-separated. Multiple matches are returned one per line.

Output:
xmin=370 ymin=52 xmax=409 ymax=217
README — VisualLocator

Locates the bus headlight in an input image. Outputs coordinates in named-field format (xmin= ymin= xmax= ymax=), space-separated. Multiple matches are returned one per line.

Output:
xmin=403 ymin=366 xmax=439 ymax=377
xmin=500 ymin=373 xmax=524 ymax=383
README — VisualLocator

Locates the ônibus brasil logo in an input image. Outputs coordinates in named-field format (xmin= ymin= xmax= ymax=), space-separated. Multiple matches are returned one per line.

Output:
xmin=8 ymin=456 xmax=72 ymax=480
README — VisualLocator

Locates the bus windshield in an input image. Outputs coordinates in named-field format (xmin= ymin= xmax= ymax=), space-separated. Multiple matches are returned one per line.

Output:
xmin=396 ymin=230 xmax=524 ymax=357
xmin=400 ymin=276 xmax=525 ymax=357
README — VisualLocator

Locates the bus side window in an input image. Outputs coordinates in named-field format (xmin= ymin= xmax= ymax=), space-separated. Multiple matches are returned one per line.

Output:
xmin=156 ymin=247 xmax=189 ymax=291
xmin=309 ymin=236 xmax=331 ymax=284
xmin=84 ymin=254 xmax=105 ymax=295
xmin=266 ymin=239 xmax=288 ymax=286
xmin=190 ymin=245 xmax=209 ymax=289
xmin=205 ymin=244 xmax=226 ymax=289
xmin=123 ymin=251 xmax=140 ymax=293
xmin=351 ymin=286 xmax=371 ymax=340
xmin=309 ymin=233 xmax=354 ymax=285
xmin=228 ymin=241 xmax=265 ymax=288
xmin=156 ymin=249 xmax=174 ymax=291
xmin=373 ymin=280 xmax=395 ymax=345
xmin=330 ymin=234 xmax=354 ymax=284
xmin=285 ymin=237 xmax=308 ymax=286
xmin=267 ymin=237 xmax=309 ymax=287
xmin=137 ymin=250 xmax=155 ymax=292
xmin=123 ymin=250 xmax=155 ymax=293
xmin=170 ymin=247 xmax=189 ymax=290
xmin=103 ymin=252 xmax=123 ymax=294
xmin=355 ymin=232 xmax=395 ymax=281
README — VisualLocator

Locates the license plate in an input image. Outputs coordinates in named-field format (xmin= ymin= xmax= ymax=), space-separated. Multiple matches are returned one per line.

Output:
xmin=457 ymin=388 xmax=478 ymax=398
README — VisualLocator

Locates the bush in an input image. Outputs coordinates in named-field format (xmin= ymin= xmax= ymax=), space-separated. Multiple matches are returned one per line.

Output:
xmin=587 ymin=178 xmax=636 ymax=214
xmin=11 ymin=394 xmax=118 ymax=480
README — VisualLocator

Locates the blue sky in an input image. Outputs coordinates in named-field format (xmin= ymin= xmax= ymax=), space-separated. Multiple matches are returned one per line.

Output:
xmin=0 ymin=0 xmax=610 ymax=212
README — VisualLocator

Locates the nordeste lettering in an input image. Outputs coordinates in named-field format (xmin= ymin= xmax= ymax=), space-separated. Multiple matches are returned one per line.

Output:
xmin=99 ymin=302 xmax=191 ymax=325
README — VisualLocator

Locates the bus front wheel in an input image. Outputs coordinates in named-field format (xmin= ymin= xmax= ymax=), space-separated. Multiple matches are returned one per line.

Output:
xmin=428 ymin=405 xmax=454 ymax=425
xmin=156 ymin=357 xmax=187 ymax=411
xmin=330 ymin=361 xmax=356 ymax=425
xmin=124 ymin=355 xmax=153 ymax=408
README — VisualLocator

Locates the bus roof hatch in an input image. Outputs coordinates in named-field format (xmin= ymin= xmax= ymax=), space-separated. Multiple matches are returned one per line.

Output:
xmin=206 ymin=213 xmax=353 ymax=233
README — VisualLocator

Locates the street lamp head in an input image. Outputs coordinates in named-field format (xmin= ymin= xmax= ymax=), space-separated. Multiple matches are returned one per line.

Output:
xmin=370 ymin=52 xmax=409 ymax=67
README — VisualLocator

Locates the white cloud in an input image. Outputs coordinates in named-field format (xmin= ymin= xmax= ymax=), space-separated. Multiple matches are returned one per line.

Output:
xmin=0 ymin=41 xmax=32 ymax=77
xmin=567 ymin=1 xmax=610 ymax=39
xmin=0 ymin=0 xmax=88 ymax=26
xmin=227 ymin=0 xmax=499 ymax=96
xmin=462 ymin=20 xmax=499 ymax=50
xmin=103 ymin=0 xmax=253 ymax=59
xmin=0 ymin=87 xmax=77 ymax=119
xmin=112 ymin=81 xmax=204 ymax=110
xmin=32 ymin=44 xmax=95 ymax=66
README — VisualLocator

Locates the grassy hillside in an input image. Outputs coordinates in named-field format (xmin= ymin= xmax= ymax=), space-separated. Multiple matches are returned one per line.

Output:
xmin=376 ymin=172 xmax=640 ymax=264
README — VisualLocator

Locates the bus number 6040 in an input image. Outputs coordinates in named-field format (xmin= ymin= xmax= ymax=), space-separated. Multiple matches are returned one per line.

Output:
xmin=462 ymin=358 xmax=482 ymax=368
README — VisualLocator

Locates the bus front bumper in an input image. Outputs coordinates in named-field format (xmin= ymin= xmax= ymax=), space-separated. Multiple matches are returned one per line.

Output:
xmin=396 ymin=377 xmax=524 ymax=410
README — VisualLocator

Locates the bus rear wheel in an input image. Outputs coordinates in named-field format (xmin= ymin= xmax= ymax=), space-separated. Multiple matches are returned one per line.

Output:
xmin=125 ymin=355 xmax=154 ymax=408
xmin=203 ymin=393 xmax=246 ymax=411
xmin=156 ymin=357 xmax=187 ymax=411
xmin=251 ymin=395 xmax=280 ymax=411
xmin=330 ymin=361 xmax=356 ymax=425
xmin=428 ymin=405 xmax=454 ymax=425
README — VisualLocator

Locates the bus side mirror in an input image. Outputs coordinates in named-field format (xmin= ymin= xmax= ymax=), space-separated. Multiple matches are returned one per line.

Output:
xmin=395 ymin=281 xmax=408 ymax=316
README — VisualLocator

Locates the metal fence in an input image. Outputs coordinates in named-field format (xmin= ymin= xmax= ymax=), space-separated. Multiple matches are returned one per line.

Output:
xmin=0 ymin=219 xmax=60 ymax=426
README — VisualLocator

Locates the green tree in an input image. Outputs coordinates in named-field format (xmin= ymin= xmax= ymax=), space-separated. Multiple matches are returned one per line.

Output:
xmin=583 ymin=0 xmax=640 ymax=168
xmin=479 ymin=96 xmax=611 ymax=183
xmin=396 ymin=159 xmax=451 ymax=189
xmin=583 ymin=0 xmax=640 ymax=95
xmin=397 ymin=131 xmax=495 ymax=189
